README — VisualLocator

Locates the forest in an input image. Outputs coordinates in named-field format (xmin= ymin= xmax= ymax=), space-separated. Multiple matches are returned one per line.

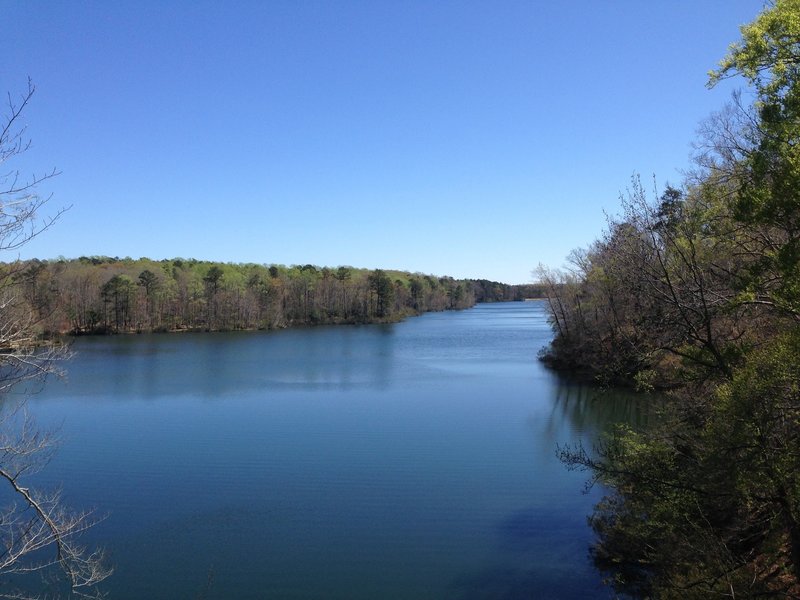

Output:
xmin=538 ymin=2 xmax=800 ymax=597
xmin=6 ymin=255 xmax=541 ymax=335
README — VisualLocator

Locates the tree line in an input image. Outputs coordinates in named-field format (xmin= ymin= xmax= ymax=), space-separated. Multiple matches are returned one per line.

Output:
xmin=538 ymin=2 xmax=800 ymax=597
xmin=8 ymin=255 xmax=539 ymax=335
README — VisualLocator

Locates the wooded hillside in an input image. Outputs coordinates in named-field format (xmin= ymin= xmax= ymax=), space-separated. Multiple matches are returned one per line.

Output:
xmin=9 ymin=256 xmax=536 ymax=335
xmin=540 ymin=2 xmax=800 ymax=596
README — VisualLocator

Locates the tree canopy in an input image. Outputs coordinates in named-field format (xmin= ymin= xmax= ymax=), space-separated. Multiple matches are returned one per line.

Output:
xmin=542 ymin=2 xmax=800 ymax=596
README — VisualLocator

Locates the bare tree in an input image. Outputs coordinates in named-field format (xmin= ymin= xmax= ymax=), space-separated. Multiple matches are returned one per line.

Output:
xmin=0 ymin=80 xmax=110 ymax=599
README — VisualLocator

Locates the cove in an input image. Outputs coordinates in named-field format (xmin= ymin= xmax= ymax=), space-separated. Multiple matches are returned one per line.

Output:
xmin=24 ymin=301 xmax=648 ymax=599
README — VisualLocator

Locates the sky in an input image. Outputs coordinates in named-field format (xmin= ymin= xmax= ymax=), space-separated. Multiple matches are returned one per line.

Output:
xmin=3 ymin=0 xmax=765 ymax=284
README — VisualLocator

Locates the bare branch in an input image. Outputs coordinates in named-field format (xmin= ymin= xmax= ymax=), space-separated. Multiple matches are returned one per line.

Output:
xmin=0 ymin=81 xmax=109 ymax=598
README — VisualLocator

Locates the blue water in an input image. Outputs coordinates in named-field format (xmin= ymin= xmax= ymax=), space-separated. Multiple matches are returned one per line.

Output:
xmin=21 ymin=301 xmax=642 ymax=599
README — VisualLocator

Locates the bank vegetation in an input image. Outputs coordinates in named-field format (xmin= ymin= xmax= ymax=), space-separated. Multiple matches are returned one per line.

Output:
xmin=6 ymin=256 xmax=542 ymax=336
xmin=539 ymin=2 xmax=800 ymax=597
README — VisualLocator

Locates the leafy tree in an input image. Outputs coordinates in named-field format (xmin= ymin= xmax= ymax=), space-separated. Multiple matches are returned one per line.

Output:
xmin=367 ymin=269 xmax=394 ymax=318
xmin=409 ymin=277 xmax=423 ymax=311
xmin=710 ymin=330 xmax=800 ymax=585
xmin=545 ymin=3 xmax=800 ymax=596
xmin=564 ymin=329 xmax=800 ymax=597
xmin=710 ymin=0 xmax=800 ymax=317
xmin=203 ymin=265 xmax=224 ymax=294
xmin=331 ymin=267 xmax=352 ymax=318
xmin=101 ymin=274 xmax=134 ymax=331
xmin=137 ymin=269 xmax=158 ymax=296
xmin=203 ymin=265 xmax=224 ymax=329
xmin=137 ymin=269 xmax=160 ymax=328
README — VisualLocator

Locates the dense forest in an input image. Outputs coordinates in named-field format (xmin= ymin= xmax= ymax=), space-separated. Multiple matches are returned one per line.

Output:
xmin=6 ymin=256 xmax=541 ymax=335
xmin=538 ymin=2 xmax=800 ymax=597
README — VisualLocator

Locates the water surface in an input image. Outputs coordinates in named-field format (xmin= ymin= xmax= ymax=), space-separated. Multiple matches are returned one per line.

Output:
xmin=26 ymin=301 xmax=648 ymax=599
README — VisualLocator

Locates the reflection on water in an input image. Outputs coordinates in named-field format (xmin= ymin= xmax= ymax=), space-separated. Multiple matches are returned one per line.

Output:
xmin=545 ymin=380 xmax=662 ymax=434
xmin=23 ymin=302 xmax=642 ymax=599
xmin=55 ymin=326 xmax=400 ymax=399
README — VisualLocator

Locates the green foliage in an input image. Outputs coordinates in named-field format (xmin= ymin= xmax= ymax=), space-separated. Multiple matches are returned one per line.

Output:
xmin=367 ymin=269 xmax=394 ymax=318
xmin=101 ymin=274 xmax=135 ymax=331
xmin=547 ymin=3 xmax=800 ymax=595
xmin=710 ymin=0 xmax=800 ymax=317
xmin=537 ymin=176 xmax=755 ymax=386
xmin=2 ymin=257 xmax=530 ymax=334
xmin=710 ymin=0 xmax=800 ymax=102
xmin=137 ymin=269 xmax=158 ymax=293
xmin=576 ymin=330 xmax=800 ymax=597
xmin=711 ymin=331 xmax=800 ymax=555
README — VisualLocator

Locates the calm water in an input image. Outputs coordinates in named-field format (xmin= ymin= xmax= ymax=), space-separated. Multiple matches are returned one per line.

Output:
xmin=23 ymin=301 xmax=649 ymax=599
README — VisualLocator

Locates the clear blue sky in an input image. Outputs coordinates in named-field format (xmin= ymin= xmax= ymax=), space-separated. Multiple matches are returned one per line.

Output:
xmin=4 ymin=0 xmax=763 ymax=284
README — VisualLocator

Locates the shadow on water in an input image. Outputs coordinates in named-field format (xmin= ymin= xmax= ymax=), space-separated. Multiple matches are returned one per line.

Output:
xmin=537 ymin=378 xmax=663 ymax=437
xmin=448 ymin=502 xmax=613 ymax=600
xmin=495 ymin=506 xmax=589 ymax=554
xmin=451 ymin=508 xmax=611 ymax=600
xmin=450 ymin=568 xmax=585 ymax=600
xmin=449 ymin=378 xmax=658 ymax=600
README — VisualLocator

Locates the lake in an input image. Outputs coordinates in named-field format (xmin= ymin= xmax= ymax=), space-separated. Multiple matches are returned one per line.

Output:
xmin=22 ymin=301 xmax=648 ymax=599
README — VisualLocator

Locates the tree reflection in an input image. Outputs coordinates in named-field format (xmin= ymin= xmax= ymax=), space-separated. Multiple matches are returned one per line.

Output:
xmin=550 ymin=379 xmax=662 ymax=433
